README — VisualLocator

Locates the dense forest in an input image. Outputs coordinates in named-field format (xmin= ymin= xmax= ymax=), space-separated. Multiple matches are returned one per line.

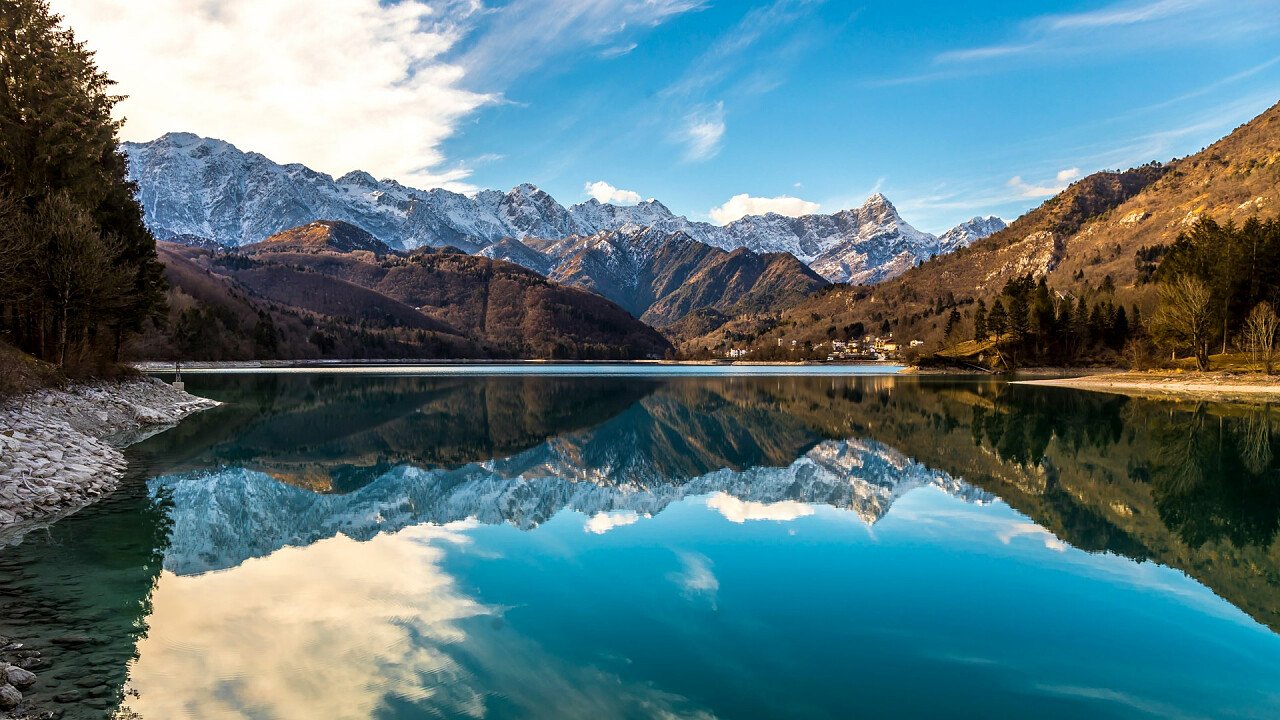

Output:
xmin=0 ymin=0 xmax=164 ymax=377
xmin=1149 ymin=217 xmax=1280 ymax=370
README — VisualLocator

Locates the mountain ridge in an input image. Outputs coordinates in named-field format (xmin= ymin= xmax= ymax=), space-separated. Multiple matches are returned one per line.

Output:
xmin=123 ymin=132 xmax=1005 ymax=284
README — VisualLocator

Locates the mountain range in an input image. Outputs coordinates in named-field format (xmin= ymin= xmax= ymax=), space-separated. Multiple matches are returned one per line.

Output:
xmin=684 ymin=99 xmax=1280 ymax=356
xmin=123 ymin=133 xmax=1005 ymax=285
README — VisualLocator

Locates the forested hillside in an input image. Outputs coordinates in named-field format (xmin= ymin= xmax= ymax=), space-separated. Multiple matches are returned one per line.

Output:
xmin=703 ymin=101 xmax=1280 ymax=367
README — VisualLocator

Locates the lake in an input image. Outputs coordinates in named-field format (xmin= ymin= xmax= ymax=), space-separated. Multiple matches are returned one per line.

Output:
xmin=2 ymin=370 xmax=1279 ymax=719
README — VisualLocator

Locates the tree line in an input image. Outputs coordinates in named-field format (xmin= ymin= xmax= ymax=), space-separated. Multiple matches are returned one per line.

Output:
xmin=0 ymin=0 xmax=164 ymax=372
xmin=1149 ymin=217 xmax=1280 ymax=371
xmin=971 ymin=274 xmax=1137 ymax=368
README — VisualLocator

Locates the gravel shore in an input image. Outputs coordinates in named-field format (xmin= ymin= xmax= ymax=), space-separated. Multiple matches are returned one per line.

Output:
xmin=0 ymin=377 xmax=218 ymax=542
xmin=1015 ymin=371 xmax=1280 ymax=402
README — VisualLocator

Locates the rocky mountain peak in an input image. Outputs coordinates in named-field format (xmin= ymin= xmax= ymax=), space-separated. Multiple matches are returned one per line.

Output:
xmin=123 ymin=132 xmax=1009 ymax=286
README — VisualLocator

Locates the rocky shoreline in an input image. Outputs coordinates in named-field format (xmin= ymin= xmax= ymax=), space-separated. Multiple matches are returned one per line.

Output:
xmin=0 ymin=376 xmax=216 ymax=717
xmin=1 ymin=376 xmax=218 ymax=539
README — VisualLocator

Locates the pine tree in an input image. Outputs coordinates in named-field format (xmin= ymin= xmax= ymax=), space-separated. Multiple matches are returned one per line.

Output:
xmin=0 ymin=0 xmax=164 ymax=367
xmin=973 ymin=299 xmax=988 ymax=342
xmin=988 ymin=299 xmax=1008 ymax=339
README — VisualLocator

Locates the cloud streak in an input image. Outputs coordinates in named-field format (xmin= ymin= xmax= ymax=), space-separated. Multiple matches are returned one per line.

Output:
xmin=931 ymin=0 xmax=1278 ymax=70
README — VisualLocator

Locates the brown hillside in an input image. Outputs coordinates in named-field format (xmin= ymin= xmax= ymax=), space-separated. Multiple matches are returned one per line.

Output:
xmin=245 ymin=220 xmax=393 ymax=256
xmin=128 ymin=244 xmax=488 ymax=361
xmin=241 ymin=244 xmax=674 ymax=359
xmin=714 ymin=100 xmax=1280 ymax=355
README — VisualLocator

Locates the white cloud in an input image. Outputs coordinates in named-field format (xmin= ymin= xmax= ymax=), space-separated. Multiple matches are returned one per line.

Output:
xmin=1006 ymin=167 xmax=1081 ymax=198
xmin=709 ymin=193 xmax=821 ymax=224
xmin=706 ymin=493 xmax=815 ymax=523
xmin=584 ymin=181 xmax=643 ymax=205
xmin=583 ymin=510 xmax=645 ymax=534
xmin=677 ymin=101 xmax=726 ymax=162
xmin=50 ymin=0 xmax=702 ymax=190
xmin=125 ymin=524 xmax=495 ymax=719
xmin=52 ymin=0 xmax=489 ymax=189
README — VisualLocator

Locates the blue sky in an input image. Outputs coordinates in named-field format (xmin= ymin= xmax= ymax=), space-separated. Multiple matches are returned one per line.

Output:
xmin=55 ymin=0 xmax=1280 ymax=233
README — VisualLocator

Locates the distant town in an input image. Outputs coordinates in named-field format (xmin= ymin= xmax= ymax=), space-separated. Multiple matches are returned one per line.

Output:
xmin=724 ymin=335 xmax=921 ymax=362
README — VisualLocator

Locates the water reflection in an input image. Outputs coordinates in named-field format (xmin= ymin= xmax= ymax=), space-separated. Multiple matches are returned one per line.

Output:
xmin=1 ymin=373 xmax=1279 ymax=718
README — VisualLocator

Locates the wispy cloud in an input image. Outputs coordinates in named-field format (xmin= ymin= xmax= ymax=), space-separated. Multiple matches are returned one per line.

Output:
xmin=661 ymin=0 xmax=823 ymax=99
xmin=1043 ymin=0 xmax=1200 ymax=30
xmin=928 ymin=0 xmax=1279 ymax=72
xmin=935 ymin=43 xmax=1035 ymax=63
xmin=677 ymin=102 xmax=726 ymax=162
xmin=660 ymin=0 xmax=828 ymax=162
xmin=456 ymin=0 xmax=706 ymax=87
xmin=670 ymin=551 xmax=719 ymax=605
xmin=599 ymin=42 xmax=638 ymax=58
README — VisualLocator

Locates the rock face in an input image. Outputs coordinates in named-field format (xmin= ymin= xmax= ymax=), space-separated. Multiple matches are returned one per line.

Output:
xmin=0 ymin=378 xmax=218 ymax=543
xmin=936 ymin=215 xmax=1008 ymax=254
xmin=124 ymin=133 xmax=1005 ymax=284
xmin=525 ymin=226 xmax=830 ymax=325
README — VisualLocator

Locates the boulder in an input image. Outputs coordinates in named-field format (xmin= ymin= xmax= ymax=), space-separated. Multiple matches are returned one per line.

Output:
xmin=3 ymin=665 xmax=36 ymax=689
xmin=0 ymin=683 xmax=20 ymax=709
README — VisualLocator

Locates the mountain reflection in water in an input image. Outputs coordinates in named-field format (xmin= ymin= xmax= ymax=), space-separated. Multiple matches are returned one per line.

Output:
xmin=1 ymin=372 xmax=1279 ymax=719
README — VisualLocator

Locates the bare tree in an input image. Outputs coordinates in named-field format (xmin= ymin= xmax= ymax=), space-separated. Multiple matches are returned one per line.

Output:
xmin=1152 ymin=276 xmax=1214 ymax=371
xmin=1242 ymin=301 xmax=1280 ymax=374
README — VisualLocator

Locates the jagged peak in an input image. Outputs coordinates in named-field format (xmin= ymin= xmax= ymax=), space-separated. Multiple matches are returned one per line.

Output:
xmin=336 ymin=170 xmax=378 ymax=187
xmin=509 ymin=182 xmax=545 ymax=197
xmin=861 ymin=192 xmax=897 ymax=212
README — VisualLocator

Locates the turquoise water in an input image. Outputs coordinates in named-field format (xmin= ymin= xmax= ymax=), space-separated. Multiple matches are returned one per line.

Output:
xmin=2 ymin=371 xmax=1279 ymax=719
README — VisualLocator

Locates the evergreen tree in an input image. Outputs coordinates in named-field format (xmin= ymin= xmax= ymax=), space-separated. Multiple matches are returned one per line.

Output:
xmin=988 ymin=299 xmax=1008 ymax=339
xmin=944 ymin=308 xmax=962 ymax=340
xmin=0 ymin=0 xmax=164 ymax=368
xmin=973 ymin=299 xmax=988 ymax=342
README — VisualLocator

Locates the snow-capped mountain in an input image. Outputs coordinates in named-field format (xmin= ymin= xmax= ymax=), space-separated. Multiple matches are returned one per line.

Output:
xmin=936 ymin=215 xmax=1008 ymax=254
xmin=123 ymin=133 xmax=683 ymax=252
xmin=152 ymin=436 xmax=991 ymax=575
xmin=124 ymin=132 xmax=1004 ymax=284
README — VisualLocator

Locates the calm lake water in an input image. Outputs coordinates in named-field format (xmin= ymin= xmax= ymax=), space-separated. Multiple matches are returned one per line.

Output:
xmin=3 ymin=370 xmax=1280 ymax=719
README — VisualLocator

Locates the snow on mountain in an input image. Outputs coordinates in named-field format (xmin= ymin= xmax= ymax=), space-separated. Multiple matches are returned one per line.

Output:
xmin=936 ymin=215 xmax=1008 ymax=254
xmin=124 ymin=132 xmax=1005 ymax=285
xmin=152 ymin=436 xmax=992 ymax=576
